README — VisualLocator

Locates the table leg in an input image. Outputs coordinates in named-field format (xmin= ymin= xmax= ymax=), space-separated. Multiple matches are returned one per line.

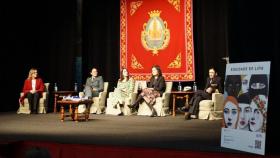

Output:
xmin=74 ymin=106 xmax=78 ymax=122
xmin=172 ymin=94 xmax=176 ymax=117
xmin=60 ymin=105 xmax=64 ymax=122
xmin=54 ymin=94 xmax=58 ymax=113
xmin=85 ymin=109 xmax=89 ymax=121
xmin=185 ymin=94 xmax=189 ymax=116
xmin=70 ymin=104 xmax=75 ymax=120
xmin=85 ymin=103 xmax=90 ymax=121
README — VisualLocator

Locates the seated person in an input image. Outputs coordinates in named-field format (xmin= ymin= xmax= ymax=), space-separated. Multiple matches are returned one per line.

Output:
xmin=19 ymin=68 xmax=45 ymax=114
xmin=83 ymin=67 xmax=104 ymax=98
xmin=106 ymin=68 xmax=135 ymax=115
xmin=185 ymin=67 xmax=222 ymax=120
xmin=129 ymin=65 xmax=166 ymax=116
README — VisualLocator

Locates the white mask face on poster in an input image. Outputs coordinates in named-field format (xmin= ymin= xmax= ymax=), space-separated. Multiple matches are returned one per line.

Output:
xmin=224 ymin=101 xmax=238 ymax=129
xmin=241 ymin=75 xmax=250 ymax=93
xmin=238 ymin=103 xmax=251 ymax=130
xmin=249 ymin=101 xmax=264 ymax=132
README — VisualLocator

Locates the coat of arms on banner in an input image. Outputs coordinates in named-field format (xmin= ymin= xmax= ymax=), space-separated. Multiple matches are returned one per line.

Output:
xmin=141 ymin=10 xmax=170 ymax=55
xmin=120 ymin=0 xmax=195 ymax=81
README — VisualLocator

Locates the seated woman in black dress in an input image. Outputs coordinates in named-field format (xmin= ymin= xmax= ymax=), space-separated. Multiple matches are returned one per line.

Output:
xmin=129 ymin=65 xmax=166 ymax=116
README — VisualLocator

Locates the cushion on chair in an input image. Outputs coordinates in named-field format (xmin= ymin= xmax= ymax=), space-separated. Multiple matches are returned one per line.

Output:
xmin=198 ymin=93 xmax=224 ymax=120
xmin=199 ymin=100 xmax=214 ymax=111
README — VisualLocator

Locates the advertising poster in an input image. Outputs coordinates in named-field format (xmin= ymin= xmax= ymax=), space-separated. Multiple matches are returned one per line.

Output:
xmin=221 ymin=61 xmax=270 ymax=155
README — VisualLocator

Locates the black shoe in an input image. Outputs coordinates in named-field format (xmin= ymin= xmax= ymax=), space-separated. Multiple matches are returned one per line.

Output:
xmin=185 ymin=112 xmax=191 ymax=120
xmin=128 ymin=104 xmax=134 ymax=108
xmin=150 ymin=109 xmax=157 ymax=117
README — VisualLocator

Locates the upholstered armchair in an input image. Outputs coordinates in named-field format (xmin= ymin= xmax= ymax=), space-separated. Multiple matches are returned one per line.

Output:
xmin=105 ymin=80 xmax=146 ymax=115
xmin=79 ymin=82 xmax=109 ymax=114
xmin=198 ymin=92 xmax=224 ymax=120
xmin=137 ymin=81 xmax=173 ymax=116
xmin=17 ymin=83 xmax=50 ymax=114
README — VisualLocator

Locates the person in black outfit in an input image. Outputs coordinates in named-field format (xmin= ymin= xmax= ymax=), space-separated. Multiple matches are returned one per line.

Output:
xmin=185 ymin=67 xmax=222 ymax=120
xmin=129 ymin=65 xmax=166 ymax=116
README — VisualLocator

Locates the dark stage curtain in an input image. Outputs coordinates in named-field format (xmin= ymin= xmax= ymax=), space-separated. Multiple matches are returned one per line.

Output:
xmin=81 ymin=0 xmax=120 ymax=93
xmin=228 ymin=0 xmax=280 ymax=153
xmin=193 ymin=0 xmax=229 ymax=90
xmin=3 ymin=0 xmax=79 ymax=111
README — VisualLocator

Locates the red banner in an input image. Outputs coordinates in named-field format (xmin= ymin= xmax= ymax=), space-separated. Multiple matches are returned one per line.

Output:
xmin=120 ymin=0 xmax=195 ymax=81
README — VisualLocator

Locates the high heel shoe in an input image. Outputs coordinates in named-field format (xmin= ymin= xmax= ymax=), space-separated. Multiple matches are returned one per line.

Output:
xmin=128 ymin=104 xmax=135 ymax=108
xmin=150 ymin=108 xmax=157 ymax=117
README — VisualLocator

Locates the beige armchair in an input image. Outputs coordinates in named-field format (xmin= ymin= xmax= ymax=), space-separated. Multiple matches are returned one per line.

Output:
xmin=105 ymin=80 xmax=147 ymax=115
xmin=198 ymin=92 xmax=224 ymax=120
xmin=17 ymin=83 xmax=50 ymax=114
xmin=79 ymin=82 xmax=109 ymax=114
xmin=137 ymin=81 xmax=173 ymax=116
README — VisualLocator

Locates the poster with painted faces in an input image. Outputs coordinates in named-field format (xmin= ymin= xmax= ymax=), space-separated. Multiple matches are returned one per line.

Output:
xmin=221 ymin=61 xmax=270 ymax=155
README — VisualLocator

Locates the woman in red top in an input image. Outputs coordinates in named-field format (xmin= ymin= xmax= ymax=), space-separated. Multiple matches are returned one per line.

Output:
xmin=19 ymin=68 xmax=45 ymax=114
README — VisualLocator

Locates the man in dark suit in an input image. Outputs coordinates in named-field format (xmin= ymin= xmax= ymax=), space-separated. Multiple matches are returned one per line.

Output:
xmin=83 ymin=68 xmax=104 ymax=98
xmin=185 ymin=67 xmax=222 ymax=120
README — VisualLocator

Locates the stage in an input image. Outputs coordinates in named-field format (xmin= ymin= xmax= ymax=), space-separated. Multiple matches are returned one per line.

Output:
xmin=0 ymin=112 xmax=237 ymax=151
xmin=0 ymin=112 xmax=278 ymax=158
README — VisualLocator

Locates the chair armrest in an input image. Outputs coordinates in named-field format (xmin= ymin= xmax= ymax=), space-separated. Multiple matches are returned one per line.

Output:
xmin=108 ymin=92 xmax=113 ymax=98
xmin=130 ymin=92 xmax=138 ymax=102
xmin=212 ymin=93 xmax=224 ymax=111
xmin=99 ymin=91 xmax=107 ymax=101
xmin=162 ymin=92 xmax=171 ymax=106
xmin=161 ymin=92 xmax=167 ymax=100
xmin=157 ymin=92 xmax=170 ymax=103
xmin=99 ymin=91 xmax=105 ymax=97
xmin=42 ymin=92 xmax=48 ymax=99
xmin=161 ymin=92 xmax=171 ymax=100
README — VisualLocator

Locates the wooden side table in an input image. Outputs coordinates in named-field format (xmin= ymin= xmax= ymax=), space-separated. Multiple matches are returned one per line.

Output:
xmin=171 ymin=91 xmax=194 ymax=116
xmin=57 ymin=99 xmax=93 ymax=122
xmin=53 ymin=91 xmax=77 ymax=113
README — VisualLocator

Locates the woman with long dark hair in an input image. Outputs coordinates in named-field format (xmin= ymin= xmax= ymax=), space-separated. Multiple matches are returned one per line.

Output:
xmin=129 ymin=65 xmax=166 ymax=116
xmin=106 ymin=68 xmax=135 ymax=115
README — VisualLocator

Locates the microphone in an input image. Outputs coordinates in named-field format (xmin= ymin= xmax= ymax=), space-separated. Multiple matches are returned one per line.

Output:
xmin=222 ymin=57 xmax=229 ymax=64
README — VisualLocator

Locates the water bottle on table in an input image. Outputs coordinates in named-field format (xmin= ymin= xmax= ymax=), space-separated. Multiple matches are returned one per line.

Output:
xmin=178 ymin=82 xmax=182 ymax=91
xmin=54 ymin=83 xmax=58 ymax=92
xmin=74 ymin=83 xmax=78 ymax=92
xmin=193 ymin=82 xmax=197 ymax=92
